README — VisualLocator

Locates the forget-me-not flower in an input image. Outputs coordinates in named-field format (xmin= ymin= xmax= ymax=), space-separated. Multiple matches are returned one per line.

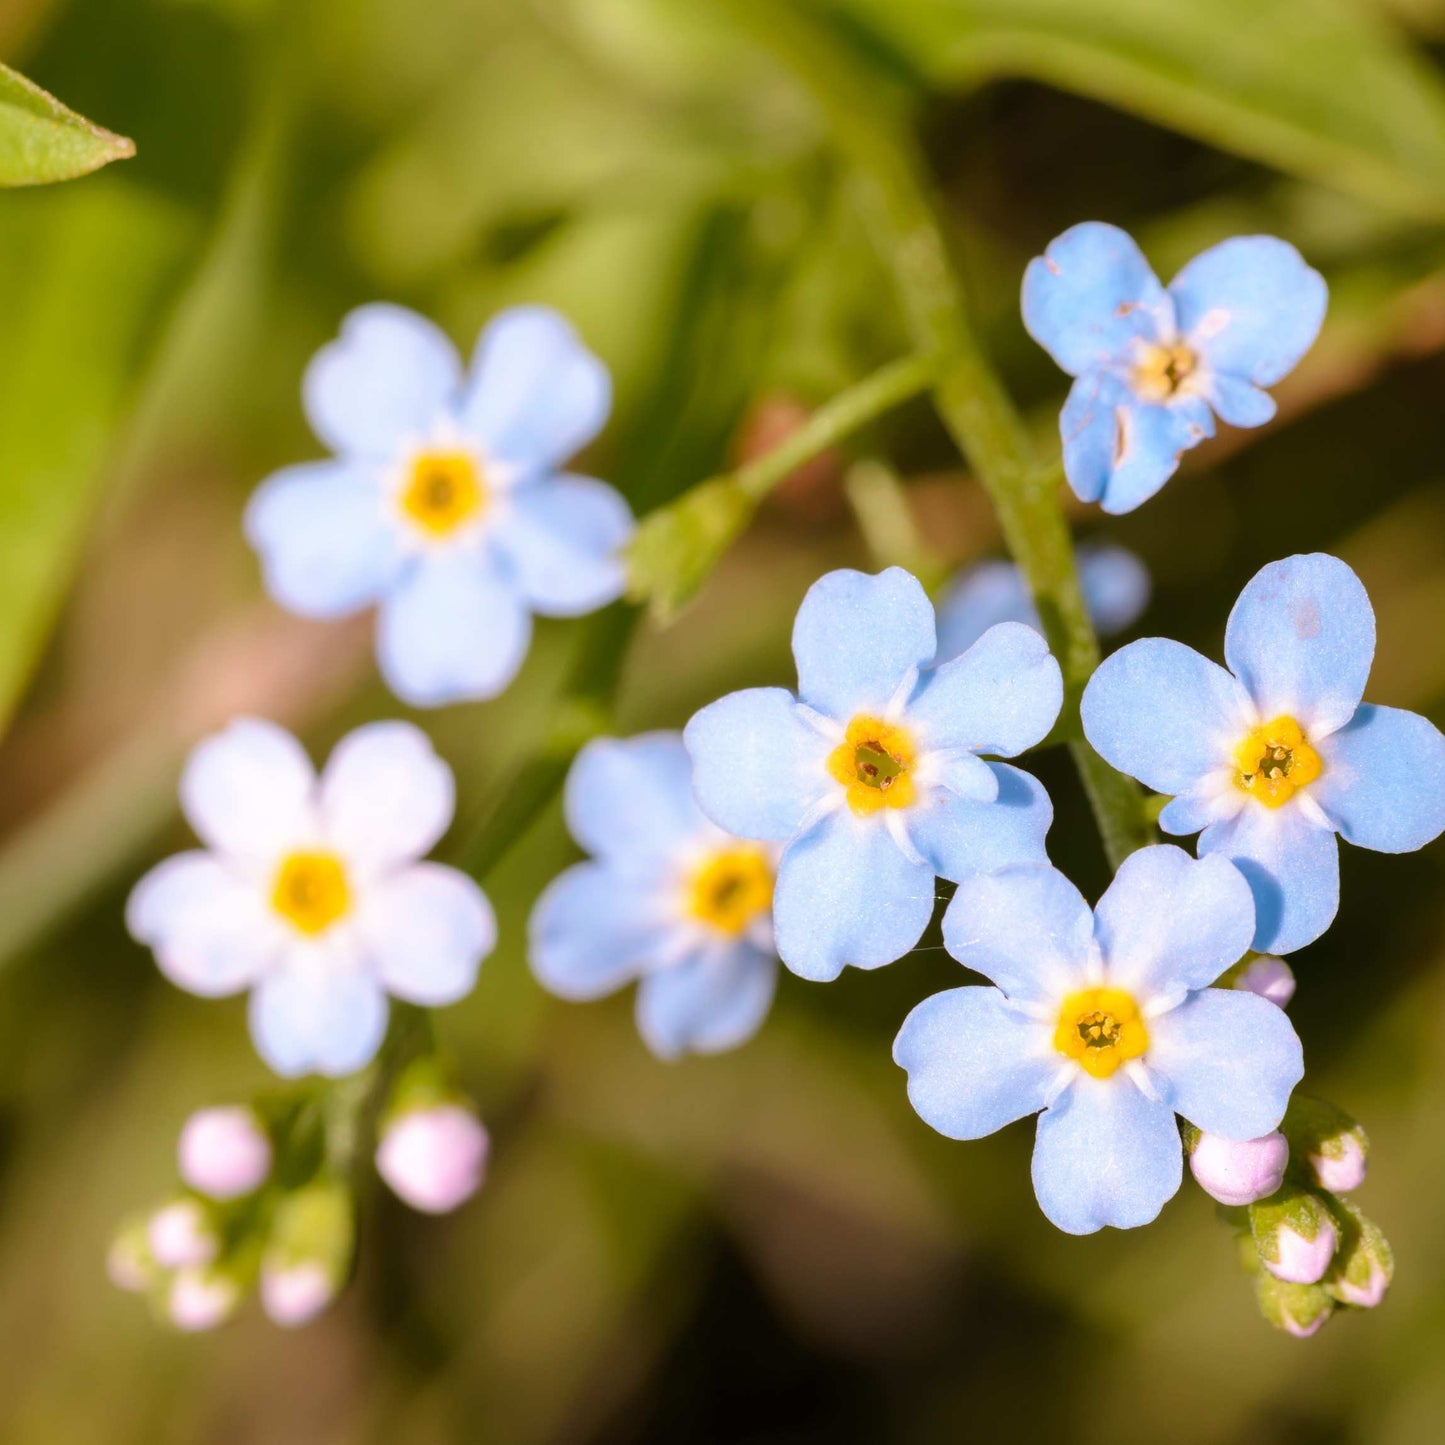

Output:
xmin=684 ymin=567 xmax=1063 ymax=982
xmin=934 ymin=542 xmax=1150 ymax=662
xmin=895 ymin=848 xmax=1303 ymax=1234
xmin=530 ymin=733 xmax=779 ymax=1059
xmin=128 ymin=718 xmax=494 ymax=1077
xmin=1023 ymin=222 xmax=1326 ymax=514
xmin=1082 ymin=553 xmax=1445 ymax=954
xmin=246 ymin=304 xmax=634 ymax=707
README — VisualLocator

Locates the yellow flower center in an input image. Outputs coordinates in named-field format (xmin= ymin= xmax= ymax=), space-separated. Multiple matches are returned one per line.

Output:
xmin=1132 ymin=341 xmax=1198 ymax=403
xmin=1232 ymin=715 xmax=1322 ymax=809
xmin=686 ymin=845 xmax=775 ymax=937
xmin=400 ymin=449 xmax=487 ymax=537
xmin=271 ymin=851 xmax=352 ymax=935
xmin=826 ymin=716 xmax=917 ymax=816
xmin=1053 ymin=987 xmax=1149 ymax=1080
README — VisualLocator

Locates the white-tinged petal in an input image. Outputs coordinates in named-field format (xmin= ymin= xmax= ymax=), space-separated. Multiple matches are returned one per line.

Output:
xmin=248 ymin=949 xmax=389 ymax=1078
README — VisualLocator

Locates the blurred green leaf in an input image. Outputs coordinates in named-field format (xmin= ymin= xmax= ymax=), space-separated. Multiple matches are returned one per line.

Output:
xmin=0 ymin=182 xmax=191 ymax=735
xmin=626 ymin=476 xmax=754 ymax=622
xmin=0 ymin=63 xmax=134 ymax=187
xmin=830 ymin=0 xmax=1445 ymax=216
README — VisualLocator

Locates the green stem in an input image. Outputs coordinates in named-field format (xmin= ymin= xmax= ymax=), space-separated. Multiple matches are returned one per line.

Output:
xmin=744 ymin=0 xmax=1151 ymax=867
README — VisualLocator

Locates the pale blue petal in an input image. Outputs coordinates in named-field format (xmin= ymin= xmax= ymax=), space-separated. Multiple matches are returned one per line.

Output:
xmin=684 ymin=688 xmax=828 ymax=842
xmin=910 ymin=762 xmax=1053 ymax=884
xmin=1314 ymin=704 xmax=1445 ymax=853
xmin=357 ymin=863 xmax=494 ymax=1006
xmin=245 ymin=461 xmax=399 ymax=618
xmin=933 ymin=561 xmax=1035 ymax=662
xmin=772 ymin=811 xmax=935 ymax=981
xmin=1031 ymin=1075 xmax=1183 ymax=1234
xmin=792 ymin=568 xmax=936 ymax=721
xmin=1208 ymin=373 xmax=1276 ymax=428
xmin=375 ymin=553 xmax=532 ymax=707
xmin=460 ymin=306 xmax=610 ymax=476
xmin=942 ymin=864 xmax=1093 ymax=1006
xmin=1158 ymin=787 xmax=1228 ymax=837
xmin=303 ymin=304 xmax=461 ymax=460
xmin=1078 ymin=543 xmax=1151 ymax=637
xmin=493 ymin=473 xmax=632 ymax=617
xmin=1100 ymin=396 xmax=1214 ymax=515
xmin=635 ymin=946 xmax=777 ymax=1060
xmin=1094 ymin=846 xmax=1255 ymax=1000
xmin=528 ymin=862 xmax=664 ymax=999
xmin=1223 ymin=553 xmax=1375 ymax=736
xmin=907 ymin=622 xmax=1062 ymax=758
xmin=1169 ymin=235 xmax=1326 ymax=388
xmin=248 ymin=961 xmax=389 ymax=1079
xmin=1022 ymin=222 xmax=1171 ymax=376
xmin=929 ymin=750 xmax=1000 ymax=804
xmin=1059 ymin=371 xmax=1128 ymax=505
xmin=564 ymin=733 xmax=700 ymax=865
xmin=1148 ymin=988 xmax=1303 ymax=1140
xmin=894 ymin=987 xmax=1056 ymax=1139
xmin=1082 ymin=638 xmax=1252 ymax=795
xmin=1198 ymin=801 xmax=1339 ymax=954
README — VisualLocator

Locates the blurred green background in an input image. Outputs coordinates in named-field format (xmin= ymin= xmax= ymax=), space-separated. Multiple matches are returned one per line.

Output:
xmin=3 ymin=0 xmax=1445 ymax=1439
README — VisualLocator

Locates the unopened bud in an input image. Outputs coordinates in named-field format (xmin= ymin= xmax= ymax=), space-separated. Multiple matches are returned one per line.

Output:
xmin=1326 ymin=1204 xmax=1393 ymax=1309
xmin=377 ymin=1105 xmax=489 ymax=1214
xmin=261 ymin=1181 xmax=353 ymax=1327
xmin=148 ymin=1198 xmax=218 ymax=1270
xmin=1309 ymin=1130 xmax=1368 ymax=1194
xmin=1256 ymin=1274 xmax=1333 ymax=1338
xmin=107 ymin=1216 xmax=154 ymax=1293
xmin=1251 ymin=1188 xmax=1339 ymax=1284
xmin=178 ymin=1106 xmax=272 ymax=1201
xmin=260 ymin=1260 xmax=335 ymax=1328
xmin=1282 ymin=1096 xmax=1368 ymax=1194
xmin=167 ymin=1268 xmax=241 ymax=1332
xmin=1235 ymin=955 xmax=1295 ymax=1008
xmin=1190 ymin=1130 xmax=1288 ymax=1206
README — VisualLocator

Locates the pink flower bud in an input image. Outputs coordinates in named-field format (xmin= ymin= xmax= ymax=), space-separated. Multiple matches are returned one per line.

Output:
xmin=168 ymin=1269 xmax=240 ymax=1332
xmin=148 ymin=1199 xmax=218 ymax=1269
xmin=376 ymin=1105 xmax=489 ymax=1214
xmin=1309 ymin=1132 xmax=1367 ymax=1194
xmin=1190 ymin=1130 xmax=1288 ymax=1206
xmin=1264 ymin=1217 xmax=1339 ymax=1285
xmin=178 ymin=1107 xmax=272 ymax=1201
xmin=1278 ymin=1299 xmax=1329 ymax=1337
xmin=260 ymin=1260 xmax=335 ymax=1328
xmin=106 ymin=1232 xmax=152 ymax=1293
xmin=1332 ymin=1262 xmax=1388 ymax=1309
xmin=1236 ymin=956 xmax=1295 ymax=1008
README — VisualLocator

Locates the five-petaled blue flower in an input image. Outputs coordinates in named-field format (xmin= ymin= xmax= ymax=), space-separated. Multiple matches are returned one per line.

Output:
xmin=684 ymin=567 xmax=1063 ymax=982
xmin=529 ymin=733 xmax=779 ymax=1060
xmin=1023 ymin=222 xmax=1326 ymax=514
xmin=1082 ymin=553 xmax=1445 ymax=955
xmin=895 ymin=847 xmax=1303 ymax=1234
xmin=246 ymin=304 xmax=634 ymax=707
xmin=127 ymin=719 xmax=494 ymax=1078
xmin=934 ymin=542 xmax=1150 ymax=663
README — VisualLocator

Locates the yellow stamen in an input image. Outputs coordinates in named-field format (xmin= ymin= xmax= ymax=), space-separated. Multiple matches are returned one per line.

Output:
xmin=1053 ymin=987 xmax=1149 ymax=1080
xmin=271 ymin=851 xmax=352 ymax=935
xmin=1232 ymin=716 xmax=1322 ymax=809
xmin=400 ymin=449 xmax=487 ymax=537
xmin=686 ymin=845 xmax=774 ymax=937
xmin=1132 ymin=341 xmax=1198 ymax=403
xmin=826 ymin=716 xmax=918 ymax=816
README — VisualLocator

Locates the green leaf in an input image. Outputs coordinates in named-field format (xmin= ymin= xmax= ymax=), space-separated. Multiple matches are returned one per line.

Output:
xmin=0 ymin=63 xmax=134 ymax=187
xmin=0 ymin=182 xmax=191 ymax=735
xmin=828 ymin=0 xmax=1445 ymax=217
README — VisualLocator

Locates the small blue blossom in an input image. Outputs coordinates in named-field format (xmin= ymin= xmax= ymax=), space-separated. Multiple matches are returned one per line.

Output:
xmin=895 ymin=847 xmax=1303 ymax=1234
xmin=529 ymin=733 xmax=779 ymax=1060
xmin=1082 ymin=553 xmax=1445 ymax=954
xmin=127 ymin=719 xmax=494 ymax=1077
xmin=1023 ymin=222 xmax=1326 ymax=513
xmin=684 ymin=567 xmax=1063 ymax=982
xmin=934 ymin=542 xmax=1150 ymax=662
xmin=246 ymin=304 xmax=634 ymax=707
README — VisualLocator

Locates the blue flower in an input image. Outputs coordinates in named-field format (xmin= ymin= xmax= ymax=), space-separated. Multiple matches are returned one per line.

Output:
xmin=934 ymin=542 xmax=1150 ymax=662
xmin=1023 ymin=222 xmax=1326 ymax=514
xmin=529 ymin=733 xmax=778 ymax=1060
xmin=1082 ymin=553 xmax=1445 ymax=954
xmin=895 ymin=847 xmax=1303 ymax=1234
xmin=684 ymin=567 xmax=1063 ymax=982
xmin=246 ymin=304 xmax=634 ymax=707
xmin=127 ymin=719 xmax=494 ymax=1077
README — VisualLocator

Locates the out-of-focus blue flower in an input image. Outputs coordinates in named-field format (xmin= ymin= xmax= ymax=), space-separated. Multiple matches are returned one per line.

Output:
xmin=1023 ymin=222 xmax=1326 ymax=514
xmin=895 ymin=847 xmax=1303 ymax=1234
xmin=934 ymin=542 xmax=1150 ymax=662
xmin=529 ymin=733 xmax=779 ymax=1060
xmin=246 ymin=305 xmax=633 ymax=707
xmin=684 ymin=567 xmax=1062 ymax=982
xmin=128 ymin=719 xmax=494 ymax=1077
xmin=1082 ymin=553 xmax=1445 ymax=954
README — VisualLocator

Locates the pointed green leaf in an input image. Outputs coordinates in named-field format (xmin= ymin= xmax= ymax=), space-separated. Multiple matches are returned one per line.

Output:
xmin=0 ymin=63 xmax=134 ymax=187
